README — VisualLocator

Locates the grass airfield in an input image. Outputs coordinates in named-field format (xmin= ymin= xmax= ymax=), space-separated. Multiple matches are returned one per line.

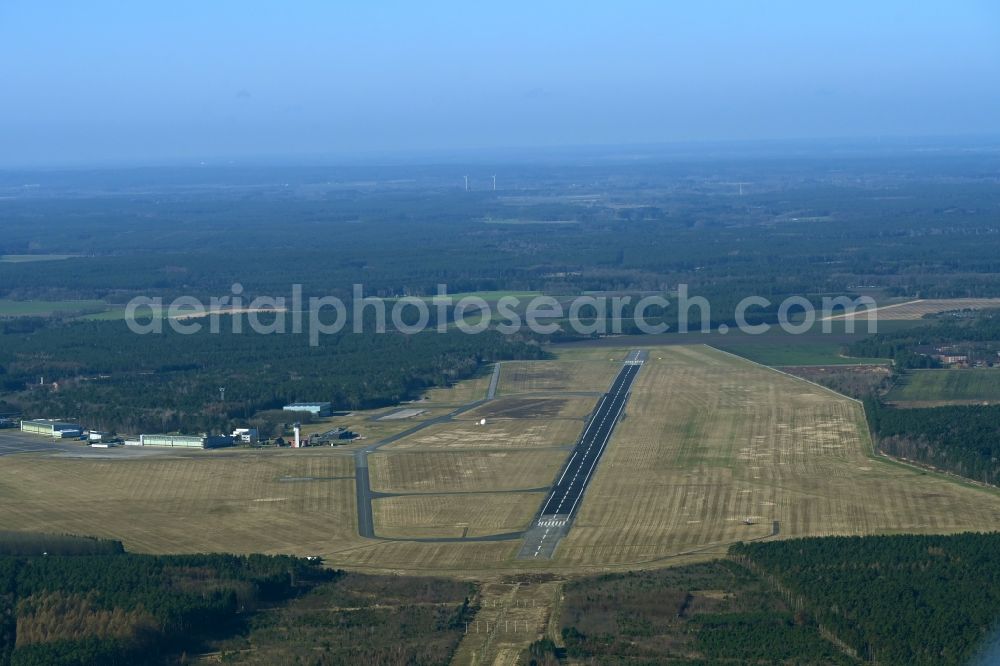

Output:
xmin=1 ymin=346 xmax=999 ymax=576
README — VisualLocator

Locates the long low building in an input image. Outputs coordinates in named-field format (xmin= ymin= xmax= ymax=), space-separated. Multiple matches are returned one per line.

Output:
xmin=283 ymin=402 xmax=332 ymax=417
xmin=20 ymin=419 xmax=83 ymax=438
xmin=139 ymin=434 xmax=233 ymax=449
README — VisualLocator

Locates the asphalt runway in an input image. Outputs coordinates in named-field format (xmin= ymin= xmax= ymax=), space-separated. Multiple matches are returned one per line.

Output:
xmin=518 ymin=349 xmax=646 ymax=559
xmin=539 ymin=350 xmax=645 ymax=520
xmin=353 ymin=354 xmax=646 ymax=549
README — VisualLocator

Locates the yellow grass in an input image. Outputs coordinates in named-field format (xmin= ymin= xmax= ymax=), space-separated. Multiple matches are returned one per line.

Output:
xmin=4 ymin=345 xmax=1000 ymax=577
xmin=497 ymin=359 xmax=619 ymax=394
xmin=0 ymin=450 xmax=360 ymax=556
xmin=553 ymin=345 xmax=1000 ymax=568
xmin=372 ymin=492 xmax=543 ymax=538
xmin=423 ymin=371 xmax=495 ymax=405
xmin=369 ymin=450 xmax=566 ymax=493
xmin=459 ymin=395 xmax=597 ymax=421
xmin=383 ymin=418 xmax=583 ymax=451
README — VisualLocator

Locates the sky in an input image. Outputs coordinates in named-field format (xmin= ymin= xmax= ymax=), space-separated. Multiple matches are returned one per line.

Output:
xmin=1 ymin=1 xmax=999 ymax=166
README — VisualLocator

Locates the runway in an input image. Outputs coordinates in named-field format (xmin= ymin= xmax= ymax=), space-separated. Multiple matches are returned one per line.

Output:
xmin=517 ymin=349 xmax=646 ymax=559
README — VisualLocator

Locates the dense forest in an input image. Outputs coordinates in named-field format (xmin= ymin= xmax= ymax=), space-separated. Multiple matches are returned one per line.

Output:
xmin=7 ymin=532 xmax=1000 ymax=665
xmin=544 ymin=561 xmax=853 ymax=665
xmin=731 ymin=533 xmax=1000 ymax=665
xmin=3 ymin=156 xmax=1000 ymax=430
xmin=3 ymin=157 xmax=1000 ymax=307
xmin=0 ymin=318 xmax=543 ymax=435
xmin=0 ymin=534 xmax=473 ymax=666
xmin=864 ymin=396 xmax=1000 ymax=485
xmin=0 ymin=548 xmax=332 ymax=665
xmin=0 ymin=533 xmax=123 ymax=558
xmin=205 ymin=573 xmax=474 ymax=665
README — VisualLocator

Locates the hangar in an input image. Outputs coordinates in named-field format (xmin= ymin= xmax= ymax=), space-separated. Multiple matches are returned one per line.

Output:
xmin=20 ymin=419 xmax=83 ymax=439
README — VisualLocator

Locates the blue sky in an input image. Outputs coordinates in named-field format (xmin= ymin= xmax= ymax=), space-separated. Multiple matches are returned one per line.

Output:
xmin=2 ymin=1 xmax=998 ymax=165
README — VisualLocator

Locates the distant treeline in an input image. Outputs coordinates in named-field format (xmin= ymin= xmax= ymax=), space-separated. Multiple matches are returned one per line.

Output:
xmin=4 ymin=173 xmax=1000 ymax=305
xmin=0 ymin=533 xmax=123 ymax=558
xmin=0 ymin=318 xmax=543 ymax=434
xmin=731 ymin=533 xmax=1000 ymax=665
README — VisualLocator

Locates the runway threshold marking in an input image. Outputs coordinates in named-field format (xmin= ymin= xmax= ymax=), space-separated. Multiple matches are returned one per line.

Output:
xmin=520 ymin=349 xmax=646 ymax=559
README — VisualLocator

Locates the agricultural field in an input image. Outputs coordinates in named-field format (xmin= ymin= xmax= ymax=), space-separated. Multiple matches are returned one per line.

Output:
xmin=0 ymin=254 xmax=80 ymax=263
xmin=0 ymin=298 xmax=108 ymax=317
xmin=885 ymin=368 xmax=1000 ymax=406
xmin=407 ymin=290 xmax=543 ymax=302
xmin=824 ymin=298 xmax=1000 ymax=321
xmin=711 ymin=339 xmax=887 ymax=366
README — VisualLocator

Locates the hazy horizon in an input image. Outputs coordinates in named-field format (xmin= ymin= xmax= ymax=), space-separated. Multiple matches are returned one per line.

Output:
xmin=2 ymin=1 xmax=998 ymax=167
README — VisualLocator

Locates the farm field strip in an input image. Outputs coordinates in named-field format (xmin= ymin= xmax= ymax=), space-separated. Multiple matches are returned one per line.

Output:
xmin=823 ymin=298 xmax=1000 ymax=321
xmin=886 ymin=368 xmax=1000 ymax=405
xmin=0 ymin=298 xmax=109 ymax=316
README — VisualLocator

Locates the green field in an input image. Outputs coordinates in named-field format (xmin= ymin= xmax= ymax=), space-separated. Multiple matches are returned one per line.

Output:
xmin=0 ymin=299 xmax=109 ymax=317
xmin=886 ymin=368 xmax=1000 ymax=404
xmin=407 ymin=290 xmax=542 ymax=302
xmin=0 ymin=254 xmax=80 ymax=263
xmin=711 ymin=340 xmax=887 ymax=366
xmin=80 ymin=307 xmax=130 ymax=320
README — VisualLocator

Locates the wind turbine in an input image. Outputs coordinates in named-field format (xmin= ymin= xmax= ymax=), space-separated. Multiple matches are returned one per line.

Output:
xmin=721 ymin=182 xmax=750 ymax=196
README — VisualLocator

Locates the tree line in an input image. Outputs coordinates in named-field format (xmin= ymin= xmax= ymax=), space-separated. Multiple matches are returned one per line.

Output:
xmin=731 ymin=533 xmax=1000 ymax=665
xmin=0 ymin=317 xmax=543 ymax=435
xmin=0 ymin=551 xmax=332 ymax=666
xmin=864 ymin=396 xmax=1000 ymax=486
